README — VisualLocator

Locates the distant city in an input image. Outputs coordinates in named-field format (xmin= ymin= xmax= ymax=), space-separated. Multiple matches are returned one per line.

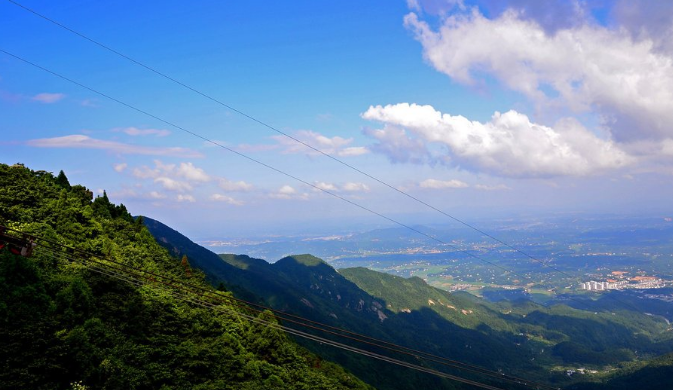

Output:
xmin=581 ymin=271 xmax=667 ymax=291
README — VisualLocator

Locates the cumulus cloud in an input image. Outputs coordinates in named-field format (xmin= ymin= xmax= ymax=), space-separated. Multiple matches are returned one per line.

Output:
xmin=342 ymin=182 xmax=370 ymax=192
xmin=120 ymin=127 xmax=171 ymax=137
xmin=273 ymin=130 xmax=368 ymax=157
xmin=155 ymin=177 xmax=193 ymax=192
xmin=113 ymin=163 xmax=128 ymax=173
xmin=219 ymin=178 xmax=253 ymax=192
xmin=27 ymin=135 xmax=203 ymax=158
xmin=131 ymin=160 xmax=210 ymax=193
xmin=403 ymin=9 xmax=673 ymax=143
xmin=270 ymin=185 xmax=309 ymax=200
xmin=176 ymin=162 xmax=210 ymax=182
xmin=419 ymin=178 xmax=468 ymax=189
xmin=32 ymin=92 xmax=65 ymax=104
xmin=363 ymin=125 xmax=431 ymax=164
xmin=611 ymin=0 xmax=673 ymax=54
xmin=363 ymin=103 xmax=632 ymax=177
xmin=210 ymin=193 xmax=244 ymax=206
xmin=315 ymin=182 xmax=338 ymax=192
xmin=176 ymin=194 xmax=196 ymax=203
xmin=133 ymin=160 xmax=209 ymax=181
xmin=313 ymin=181 xmax=370 ymax=193
xmin=279 ymin=185 xmax=296 ymax=195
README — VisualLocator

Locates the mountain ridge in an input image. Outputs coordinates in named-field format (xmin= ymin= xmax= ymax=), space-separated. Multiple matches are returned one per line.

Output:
xmin=143 ymin=213 xmax=673 ymax=390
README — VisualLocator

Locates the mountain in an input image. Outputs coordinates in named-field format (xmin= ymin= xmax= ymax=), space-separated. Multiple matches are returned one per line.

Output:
xmin=145 ymin=220 xmax=475 ymax=389
xmin=147 ymin=221 xmax=537 ymax=387
xmin=568 ymin=352 xmax=673 ymax=390
xmin=0 ymin=163 xmax=373 ymax=390
xmin=143 ymin=214 xmax=673 ymax=390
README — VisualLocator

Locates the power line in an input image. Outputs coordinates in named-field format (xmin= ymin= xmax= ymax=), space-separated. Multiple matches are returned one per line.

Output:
xmin=0 ymin=48 xmax=531 ymax=279
xmin=5 ymin=224 xmax=555 ymax=390
xmin=0 ymin=42 xmax=644 ymax=316
xmin=32 ymin=239 xmax=521 ymax=390
xmin=3 ymin=0 xmax=579 ymax=281
xmin=5 ymin=0 xmax=649 ymax=327
xmin=1 ymin=47 xmax=644 ymax=316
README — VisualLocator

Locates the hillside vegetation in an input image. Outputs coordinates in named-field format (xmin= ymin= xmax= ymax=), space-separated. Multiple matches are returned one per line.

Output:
xmin=0 ymin=163 xmax=373 ymax=390
xmin=143 ymin=214 xmax=673 ymax=389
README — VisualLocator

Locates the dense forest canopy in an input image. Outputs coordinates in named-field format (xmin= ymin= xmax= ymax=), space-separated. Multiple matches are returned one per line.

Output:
xmin=0 ymin=163 xmax=373 ymax=390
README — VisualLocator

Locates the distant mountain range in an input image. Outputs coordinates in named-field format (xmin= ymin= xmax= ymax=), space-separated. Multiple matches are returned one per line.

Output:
xmin=144 ymin=216 xmax=673 ymax=390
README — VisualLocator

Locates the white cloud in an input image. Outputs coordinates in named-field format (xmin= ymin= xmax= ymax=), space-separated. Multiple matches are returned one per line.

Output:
xmin=155 ymin=177 xmax=193 ymax=192
xmin=404 ymin=9 xmax=673 ymax=143
xmin=341 ymin=182 xmax=370 ymax=192
xmin=120 ymin=127 xmax=171 ymax=137
xmin=313 ymin=181 xmax=370 ymax=193
xmin=471 ymin=0 xmax=588 ymax=34
xmin=611 ymin=0 xmax=673 ymax=54
xmin=219 ymin=178 xmax=253 ymax=192
xmin=363 ymin=103 xmax=632 ymax=177
xmin=273 ymin=130 xmax=369 ymax=157
xmin=148 ymin=191 xmax=167 ymax=199
xmin=132 ymin=166 xmax=156 ymax=179
xmin=210 ymin=193 xmax=244 ymax=206
xmin=419 ymin=179 xmax=468 ymax=189
xmin=176 ymin=194 xmax=196 ymax=203
xmin=474 ymin=184 xmax=511 ymax=191
xmin=279 ymin=185 xmax=296 ymax=195
xmin=132 ymin=160 xmax=209 ymax=182
xmin=132 ymin=161 xmax=206 ymax=193
xmin=32 ymin=92 xmax=65 ymax=104
xmin=363 ymin=125 xmax=430 ymax=164
xmin=315 ymin=182 xmax=338 ymax=192
xmin=113 ymin=163 xmax=128 ymax=173
xmin=407 ymin=0 xmax=422 ymax=12
xmin=176 ymin=162 xmax=209 ymax=182
xmin=270 ymin=185 xmax=309 ymax=200
xmin=27 ymin=135 xmax=203 ymax=158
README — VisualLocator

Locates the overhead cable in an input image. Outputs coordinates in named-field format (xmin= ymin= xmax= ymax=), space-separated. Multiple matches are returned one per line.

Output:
xmin=4 ymin=0 xmax=578 ymax=281
xmin=8 ymin=224 xmax=555 ymax=390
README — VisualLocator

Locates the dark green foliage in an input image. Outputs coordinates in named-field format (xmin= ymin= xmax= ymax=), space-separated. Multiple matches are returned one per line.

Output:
xmin=142 ymin=220 xmax=532 ymax=389
xmin=142 ymin=198 xmax=673 ymax=389
xmin=56 ymin=170 xmax=71 ymax=190
xmin=567 ymin=353 xmax=673 ymax=390
xmin=0 ymin=163 xmax=373 ymax=390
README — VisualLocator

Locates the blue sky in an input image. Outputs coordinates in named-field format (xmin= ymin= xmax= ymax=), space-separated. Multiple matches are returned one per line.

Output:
xmin=2 ymin=0 xmax=673 ymax=239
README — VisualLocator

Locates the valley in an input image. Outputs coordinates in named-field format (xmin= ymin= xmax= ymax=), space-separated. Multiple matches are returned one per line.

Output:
xmin=200 ymin=215 xmax=673 ymax=300
xmin=146 ymin=213 xmax=673 ymax=389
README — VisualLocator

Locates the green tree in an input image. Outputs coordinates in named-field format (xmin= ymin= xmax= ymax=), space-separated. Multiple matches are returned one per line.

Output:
xmin=56 ymin=170 xmax=71 ymax=190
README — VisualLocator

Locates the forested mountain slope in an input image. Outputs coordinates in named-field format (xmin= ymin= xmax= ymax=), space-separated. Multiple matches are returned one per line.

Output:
xmin=568 ymin=352 xmax=673 ymax=390
xmin=143 ymin=213 xmax=673 ymax=389
xmin=147 ymin=219 xmax=546 ymax=389
xmin=0 ymin=163 xmax=373 ymax=390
